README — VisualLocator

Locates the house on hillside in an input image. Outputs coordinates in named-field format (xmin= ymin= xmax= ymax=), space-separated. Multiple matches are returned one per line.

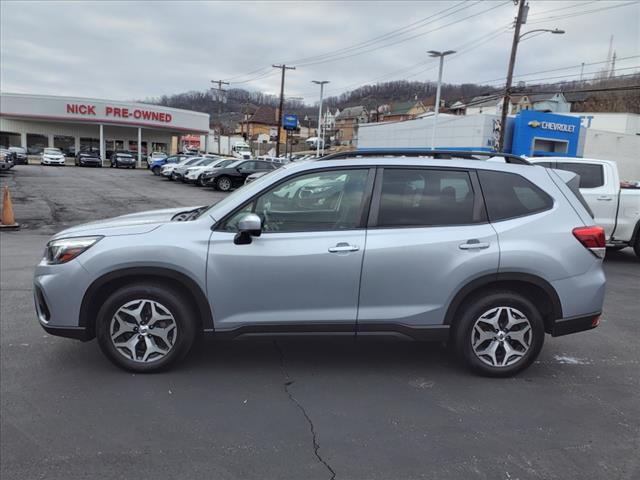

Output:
xmin=335 ymin=106 xmax=369 ymax=145
xmin=449 ymin=100 xmax=466 ymax=115
xmin=464 ymin=92 xmax=572 ymax=116
xmin=381 ymin=100 xmax=427 ymax=122
xmin=236 ymin=105 xmax=279 ymax=140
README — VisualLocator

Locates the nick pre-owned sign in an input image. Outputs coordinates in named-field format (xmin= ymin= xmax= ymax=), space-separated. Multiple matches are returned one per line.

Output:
xmin=0 ymin=93 xmax=209 ymax=133
xmin=66 ymin=103 xmax=173 ymax=123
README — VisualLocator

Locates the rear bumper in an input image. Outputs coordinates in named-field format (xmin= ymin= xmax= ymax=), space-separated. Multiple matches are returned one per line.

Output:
xmin=551 ymin=312 xmax=601 ymax=337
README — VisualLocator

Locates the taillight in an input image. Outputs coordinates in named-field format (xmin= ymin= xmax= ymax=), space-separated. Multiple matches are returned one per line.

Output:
xmin=572 ymin=226 xmax=605 ymax=259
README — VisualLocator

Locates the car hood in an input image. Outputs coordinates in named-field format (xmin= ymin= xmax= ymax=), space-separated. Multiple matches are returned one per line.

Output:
xmin=51 ymin=205 xmax=204 ymax=239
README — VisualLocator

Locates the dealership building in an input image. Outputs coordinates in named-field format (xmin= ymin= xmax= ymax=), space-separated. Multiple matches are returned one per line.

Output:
xmin=0 ymin=92 xmax=210 ymax=164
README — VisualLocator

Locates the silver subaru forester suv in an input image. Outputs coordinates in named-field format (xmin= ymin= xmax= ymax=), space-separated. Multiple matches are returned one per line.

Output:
xmin=34 ymin=150 xmax=606 ymax=376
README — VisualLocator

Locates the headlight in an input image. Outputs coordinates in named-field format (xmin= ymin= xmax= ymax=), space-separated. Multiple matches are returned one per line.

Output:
xmin=45 ymin=236 xmax=102 ymax=264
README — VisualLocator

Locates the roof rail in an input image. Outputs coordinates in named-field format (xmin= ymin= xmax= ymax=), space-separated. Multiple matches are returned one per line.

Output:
xmin=319 ymin=149 xmax=531 ymax=165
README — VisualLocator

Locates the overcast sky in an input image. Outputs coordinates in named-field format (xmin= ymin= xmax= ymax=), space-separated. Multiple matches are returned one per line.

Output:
xmin=1 ymin=0 xmax=638 ymax=104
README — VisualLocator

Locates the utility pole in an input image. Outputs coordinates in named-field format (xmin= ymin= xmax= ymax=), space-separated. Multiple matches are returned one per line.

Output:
xmin=273 ymin=64 xmax=295 ymax=157
xmin=211 ymin=80 xmax=229 ymax=154
xmin=497 ymin=0 xmax=527 ymax=152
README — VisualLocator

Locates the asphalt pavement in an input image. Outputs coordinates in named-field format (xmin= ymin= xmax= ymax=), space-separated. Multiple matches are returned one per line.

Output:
xmin=1 ymin=165 xmax=639 ymax=479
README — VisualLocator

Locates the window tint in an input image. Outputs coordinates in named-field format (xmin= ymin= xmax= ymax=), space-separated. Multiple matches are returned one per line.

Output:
xmin=556 ymin=162 xmax=604 ymax=188
xmin=377 ymin=169 xmax=476 ymax=227
xmin=224 ymin=169 xmax=369 ymax=232
xmin=478 ymin=170 xmax=553 ymax=221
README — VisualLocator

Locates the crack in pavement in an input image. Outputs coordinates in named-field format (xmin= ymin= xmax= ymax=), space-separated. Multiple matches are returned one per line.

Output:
xmin=274 ymin=341 xmax=336 ymax=480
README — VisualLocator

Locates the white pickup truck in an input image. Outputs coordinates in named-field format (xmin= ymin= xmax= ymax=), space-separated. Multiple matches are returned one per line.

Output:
xmin=530 ymin=157 xmax=640 ymax=257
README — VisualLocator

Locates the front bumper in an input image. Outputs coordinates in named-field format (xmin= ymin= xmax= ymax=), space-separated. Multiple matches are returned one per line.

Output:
xmin=80 ymin=158 xmax=101 ymax=165
xmin=43 ymin=158 xmax=65 ymax=165
xmin=550 ymin=312 xmax=601 ymax=337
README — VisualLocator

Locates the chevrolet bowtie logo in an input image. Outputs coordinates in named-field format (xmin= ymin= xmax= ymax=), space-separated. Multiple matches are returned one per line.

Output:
xmin=528 ymin=120 xmax=541 ymax=128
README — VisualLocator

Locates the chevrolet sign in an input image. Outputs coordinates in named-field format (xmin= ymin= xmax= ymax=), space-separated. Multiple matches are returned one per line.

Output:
xmin=528 ymin=120 xmax=576 ymax=133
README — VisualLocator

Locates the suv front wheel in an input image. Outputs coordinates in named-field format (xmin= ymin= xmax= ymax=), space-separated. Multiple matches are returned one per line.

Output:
xmin=453 ymin=291 xmax=544 ymax=377
xmin=96 ymin=283 xmax=197 ymax=372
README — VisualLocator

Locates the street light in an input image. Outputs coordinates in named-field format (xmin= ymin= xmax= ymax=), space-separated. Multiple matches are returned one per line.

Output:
xmin=518 ymin=28 xmax=565 ymax=41
xmin=427 ymin=50 xmax=456 ymax=149
xmin=312 ymin=80 xmax=329 ymax=157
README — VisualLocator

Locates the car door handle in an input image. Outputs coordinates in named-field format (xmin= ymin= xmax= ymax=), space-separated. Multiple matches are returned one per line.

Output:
xmin=459 ymin=241 xmax=490 ymax=250
xmin=328 ymin=243 xmax=360 ymax=253
xmin=596 ymin=196 xmax=612 ymax=201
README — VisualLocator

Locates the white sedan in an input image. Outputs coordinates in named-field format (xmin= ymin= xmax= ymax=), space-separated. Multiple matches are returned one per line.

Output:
xmin=41 ymin=148 xmax=66 ymax=166
xmin=160 ymin=156 xmax=203 ymax=180
xmin=184 ymin=158 xmax=236 ymax=186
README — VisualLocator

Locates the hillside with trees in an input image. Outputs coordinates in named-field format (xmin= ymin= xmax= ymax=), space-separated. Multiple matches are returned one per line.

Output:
xmin=143 ymin=73 xmax=639 ymax=133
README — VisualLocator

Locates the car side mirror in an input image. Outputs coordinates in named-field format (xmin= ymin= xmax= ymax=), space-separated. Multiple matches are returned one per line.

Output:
xmin=234 ymin=213 xmax=262 ymax=245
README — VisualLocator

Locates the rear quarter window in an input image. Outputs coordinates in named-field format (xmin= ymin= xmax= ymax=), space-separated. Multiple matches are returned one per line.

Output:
xmin=478 ymin=170 xmax=553 ymax=221
xmin=556 ymin=162 xmax=604 ymax=189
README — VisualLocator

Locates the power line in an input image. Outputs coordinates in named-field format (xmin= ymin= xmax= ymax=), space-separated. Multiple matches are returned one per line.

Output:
xmin=526 ymin=1 xmax=638 ymax=25
xmin=281 ymin=0 xmax=474 ymax=66
xmin=475 ymin=55 xmax=640 ymax=85
xmin=223 ymin=1 xmax=473 ymax=84
xmin=295 ymin=1 xmax=512 ymax=68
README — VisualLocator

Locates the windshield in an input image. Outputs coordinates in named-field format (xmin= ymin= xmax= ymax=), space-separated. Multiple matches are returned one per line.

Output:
xmin=44 ymin=148 xmax=61 ymax=154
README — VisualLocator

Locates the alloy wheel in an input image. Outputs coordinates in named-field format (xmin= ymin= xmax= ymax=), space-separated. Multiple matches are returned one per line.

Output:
xmin=470 ymin=306 xmax=532 ymax=367
xmin=217 ymin=177 xmax=231 ymax=191
xmin=109 ymin=299 xmax=178 ymax=363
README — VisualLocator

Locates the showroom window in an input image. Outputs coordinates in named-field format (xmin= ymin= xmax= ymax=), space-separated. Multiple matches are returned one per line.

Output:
xmin=478 ymin=170 xmax=553 ymax=221
xmin=223 ymin=169 xmax=370 ymax=233
xmin=376 ymin=169 xmax=477 ymax=227
xmin=26 ymin=134 xmax=47 ymax=154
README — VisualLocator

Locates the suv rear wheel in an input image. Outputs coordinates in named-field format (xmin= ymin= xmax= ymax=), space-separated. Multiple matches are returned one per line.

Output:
xmin=453 ymin=291 xmax=544 ymax=377
xmin=96 ymin=283 xmax=197 ymax=372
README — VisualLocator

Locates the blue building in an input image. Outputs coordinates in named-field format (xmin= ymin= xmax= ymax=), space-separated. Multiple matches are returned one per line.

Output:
xmin=510 ymin=110 xmax=582 ymax=157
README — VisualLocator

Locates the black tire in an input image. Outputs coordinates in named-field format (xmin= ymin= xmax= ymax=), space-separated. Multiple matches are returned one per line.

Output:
xmin=96 ymin=283 xmax=197 ymax=372
xmin=132 ymin=165 xmax=136 ymax=169
xmin=152 ymin=166 xmax=161 ymax=176
xmin=634 ymin=236 xmax=640 ymax=259
xmin=216 ymin=176 xmax=232 ymax=192
xmin=452 ymin=290 xmax=544 ymax=377
xmin=197 ymin=175 xmax=207 ymax=187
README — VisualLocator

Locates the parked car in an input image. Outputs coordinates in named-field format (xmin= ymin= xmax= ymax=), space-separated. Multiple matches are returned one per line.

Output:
xmin=172 ymin=157 xmax=211 ymax=182
xmin=110 ymin=150 xmax=136 ymax=169
xmin=148 ymin=153 xmax=195 ymax=175
xmin=34 ymin=150 xmax=606 ymax=375
xmin=184 ymin=158 xmax=236 ymax=186
xmin=201 ymin=159 xmax=279 ymax=191
xmin=530 ymin=157 xmax=640 ymax=257
xmin=0 ymin=149 xmax=15 ymax=171
xmin=244 ymin=170 xmax=271 ymax=185
xmin=160 ymin=156 xmax=203 ymax=180
xmin=41 ymin=148 xmax=66 ymax=166
xmin=27 ymin=145 xmax=44 ymax=155
xmin=8 ymin=146 xmax=28 ymax=165
xmin=75 ymin=148 xmax=102 ymax=167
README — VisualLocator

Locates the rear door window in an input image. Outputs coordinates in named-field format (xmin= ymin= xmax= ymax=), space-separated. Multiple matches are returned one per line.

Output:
xmin=478 ymin=170 xmax=553 ymax=221
xmin=376 ymin=169 xmax=479 ymax=227
xmin=556 ymin=162 xmax=604 ymax=188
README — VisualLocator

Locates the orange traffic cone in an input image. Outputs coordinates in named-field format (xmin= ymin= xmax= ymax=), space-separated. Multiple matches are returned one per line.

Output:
xmin=0 ymin=186 xmax=19 ymax=229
